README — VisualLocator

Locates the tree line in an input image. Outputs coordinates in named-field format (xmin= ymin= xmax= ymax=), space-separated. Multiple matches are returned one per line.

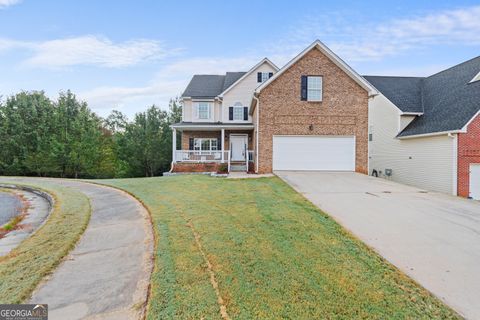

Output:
xmin=0 ymin=90 xmax=181 ymax=178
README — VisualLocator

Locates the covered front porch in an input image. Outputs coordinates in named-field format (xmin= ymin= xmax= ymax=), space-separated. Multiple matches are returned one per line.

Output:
xmin=171 ymin=123 xmax=255 ymax=173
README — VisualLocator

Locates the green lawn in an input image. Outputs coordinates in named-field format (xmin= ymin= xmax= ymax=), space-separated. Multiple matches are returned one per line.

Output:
xmin=98 ymin=175 xmax=459 ymax=319
xmin=0 ymin=181 xmax=91 ymax=303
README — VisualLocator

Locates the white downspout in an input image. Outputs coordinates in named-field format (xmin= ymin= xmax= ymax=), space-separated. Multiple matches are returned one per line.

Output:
xmin=253 ymin=95 xmax=260 ymax=173
xmin=169 ymin=127 xmax=177 ymax=173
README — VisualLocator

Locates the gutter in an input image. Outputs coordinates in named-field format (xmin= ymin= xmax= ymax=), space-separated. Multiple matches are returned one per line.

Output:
xmin=397 ymin=129 xmax=463 ymax=140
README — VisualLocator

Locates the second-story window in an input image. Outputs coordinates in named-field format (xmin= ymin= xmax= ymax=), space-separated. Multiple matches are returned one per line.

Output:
xmin=301 ymin=75 xmax=323 ymax=101
xmin=197 ymin=102 xmax=210 ymax=119
xmin=257 ymin=72 xmax=273 ymax=83
xmin=229 ymin=103 xmax=248 ymax=121
xmin=233 ymin=106 xmax=244 ymax=120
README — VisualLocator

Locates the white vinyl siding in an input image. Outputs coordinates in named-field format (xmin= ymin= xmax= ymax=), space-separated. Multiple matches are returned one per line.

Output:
xmin=273 ymin=136 xmax=355 ymax=171
xmin=369 ymin=94 xmax=455 ymax=194
xmin=307 ymin=76 xmax=322 ymax=101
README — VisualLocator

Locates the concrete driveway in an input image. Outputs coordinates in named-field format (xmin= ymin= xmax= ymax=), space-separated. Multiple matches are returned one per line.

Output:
xmin=277 ymin=171 xmax=480 ymax=320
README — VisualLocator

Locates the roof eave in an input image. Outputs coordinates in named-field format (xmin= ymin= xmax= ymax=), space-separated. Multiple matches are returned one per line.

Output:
xmin=396 ymin=130 xmax=462 ymax=139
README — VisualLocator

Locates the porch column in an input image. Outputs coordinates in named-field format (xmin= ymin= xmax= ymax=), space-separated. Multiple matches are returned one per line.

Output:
xmin=221 ymin=128 xmax=225 ymax=163
xmin=172 ymin=128 xmax=177 ymax=163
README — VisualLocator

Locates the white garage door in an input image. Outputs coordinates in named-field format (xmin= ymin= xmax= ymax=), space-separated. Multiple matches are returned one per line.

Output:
xmin=470 ymin=164 xmax=480 ymax=200
xmin=273 ymin=136 xmax=355 ymax=171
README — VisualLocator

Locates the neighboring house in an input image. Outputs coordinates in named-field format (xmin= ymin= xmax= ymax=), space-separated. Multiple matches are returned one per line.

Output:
xmin=366 ymin=56 xmax=480 ymax=199
xmin=171 ymin=40 xmax=378 ymax=174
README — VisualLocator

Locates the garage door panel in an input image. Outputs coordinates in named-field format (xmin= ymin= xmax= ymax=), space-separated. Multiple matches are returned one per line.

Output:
xmin=273 ymin=136 xmax=355 ymax=171
xmin=470 ymin=164 xmax=480 ymax=200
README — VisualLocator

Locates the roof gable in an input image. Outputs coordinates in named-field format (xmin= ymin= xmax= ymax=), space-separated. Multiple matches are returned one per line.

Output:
xmin=219 ymin=58 xmax=279 ymax=97
xmin=255 ymin=40 xmax=378 ymax=96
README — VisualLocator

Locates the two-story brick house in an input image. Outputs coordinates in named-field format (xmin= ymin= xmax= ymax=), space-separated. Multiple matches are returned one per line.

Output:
xmin=171 ymin=40 xmax=378 ymax=174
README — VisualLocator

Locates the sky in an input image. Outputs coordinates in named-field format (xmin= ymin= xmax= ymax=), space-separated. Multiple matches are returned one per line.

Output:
xmin=0 ymin=0 xmax=479 ymax=119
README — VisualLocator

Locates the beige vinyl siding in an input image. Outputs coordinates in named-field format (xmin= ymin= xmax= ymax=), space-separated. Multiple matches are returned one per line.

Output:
xmin=182 ymin=99 xmax=193 ymax=122
xmin=222 ymin=62 xmax=276 ymax=123
xmin=369 ymin=94 xmax=455 ymax=194
xmin=399 ymin=115 xmax=416 ymax=131
xmin=181 ymin=99 xmax=221 ymax=122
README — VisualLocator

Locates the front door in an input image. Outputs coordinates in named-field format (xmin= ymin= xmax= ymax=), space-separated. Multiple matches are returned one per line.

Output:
xmin=230 ymin=135 xmax=247 ymax=161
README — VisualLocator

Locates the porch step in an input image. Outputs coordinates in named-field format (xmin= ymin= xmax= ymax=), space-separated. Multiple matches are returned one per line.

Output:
xmin=230 ymin=164 xmax=247 ymax=172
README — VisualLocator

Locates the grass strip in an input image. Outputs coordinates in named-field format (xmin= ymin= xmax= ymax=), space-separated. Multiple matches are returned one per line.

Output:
xmin=0 ymin=180 xmax=91 ymax=303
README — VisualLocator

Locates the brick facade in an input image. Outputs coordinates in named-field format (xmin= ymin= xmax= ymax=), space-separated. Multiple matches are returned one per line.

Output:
xmin=181 ymin=131 xmax=220 ymax=150
xmin=457 ymin=114 xmax=480 ymax=198
xmin=180 ymin=130 xmax=253 ymax=150
xmin=256 ymin=47 xmax=369 ymax=173
xmin=172 ymin=162 xmax=221 ymax=173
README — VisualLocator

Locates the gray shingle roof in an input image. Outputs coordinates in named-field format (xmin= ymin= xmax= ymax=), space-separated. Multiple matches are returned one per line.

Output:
xmin=363 ymin=76 xmax=424 ymax=113
xmin=364 ymin=56 xmax=480 ymax=137
xmin=223 ymin=72 xmax=247 ymax=91
xmin=181 ymin=72 xmax=246 ymax=98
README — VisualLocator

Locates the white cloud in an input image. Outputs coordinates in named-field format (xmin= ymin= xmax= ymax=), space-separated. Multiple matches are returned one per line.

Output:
xmin=80 ymin=56 xmax=260 ymax=114
xmin=0 ymin=35 xmax=175 ymax=68
xmin=24 ymin=36 xmax=172 ymax=68
xmin=0 ymin=0 xmax=21 ymax=9
xmin=266 ymin=5 xmax=480 ymax=62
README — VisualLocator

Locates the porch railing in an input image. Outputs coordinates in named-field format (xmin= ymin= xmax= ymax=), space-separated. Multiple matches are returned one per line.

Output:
xmin=175 ymin=150 xmax=228 ymax=162
xmin=174 ymin=150 xmax=254 ymax=172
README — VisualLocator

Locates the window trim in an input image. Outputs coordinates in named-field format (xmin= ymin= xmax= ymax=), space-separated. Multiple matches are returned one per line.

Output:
xmin=193 ymin=138 xmax=218 ymax=151
xmin=257 ymin=72 xmax=272 ymax=83
xmin=233 ymin=105 xmax=244 ymax=121
xmin=307 ymin=75 xmax=323 ymax=102
xmin=194 ymin=102 xmax=212 ymax=120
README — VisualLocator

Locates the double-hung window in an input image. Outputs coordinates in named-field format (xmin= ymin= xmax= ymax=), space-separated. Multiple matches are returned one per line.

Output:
xmin=197 ymin=102 xmax=210 ymax=119
xmin=307 ymin=76 xmax=322 ymax=101
xmin=301 ymin=76 xmax=323 ymax=101
xmin=233 ymin=106 xmax=244 ymax=121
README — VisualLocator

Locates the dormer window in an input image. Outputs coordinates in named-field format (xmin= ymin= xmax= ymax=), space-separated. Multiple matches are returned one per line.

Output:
xmin=194 ymin=102 xmax=211 ymax=120
xmin=257 ymin=72 xmax=273 ymax=83
xmin=198 ymin=103 xmax=209 ymax=119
